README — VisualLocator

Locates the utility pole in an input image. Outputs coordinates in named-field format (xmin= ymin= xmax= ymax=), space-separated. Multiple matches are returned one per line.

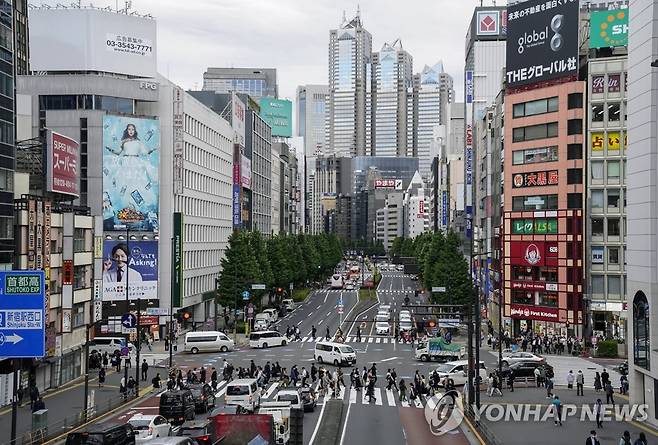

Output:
xmin=135 ymin=298 xmax=141 ymax=397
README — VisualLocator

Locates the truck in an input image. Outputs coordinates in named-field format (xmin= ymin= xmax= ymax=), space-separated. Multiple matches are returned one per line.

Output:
xmin=258 ymin=401 xmax=293 ymax=444
xmin=415 ymin=337 xmax=465 ymax=362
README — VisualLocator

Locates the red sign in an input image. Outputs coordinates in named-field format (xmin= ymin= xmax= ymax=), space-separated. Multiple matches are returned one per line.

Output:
xmin=510 ymin=241 xmax=559 ymax=267
xmin=233 ymin=162 xmax=240 ymax=185
xmin=511 ymin=281 xmax=547 ymax=291
xmin=608 ymin=74 xmax=621 ymax=93
xmin=592 ymin=75 xmax=605 ymax=93
xmin=139 ymin=315 xmax=159 ymax=325
xmin=49 ymin=132 xmax=79 ymax=197
xmin=62 ymin=260 xmax=73 ymax=285
xmin=510 ymin=304 xmax=559 ymax=322
xmin=512 ymin=170 xmax=559 ymax=188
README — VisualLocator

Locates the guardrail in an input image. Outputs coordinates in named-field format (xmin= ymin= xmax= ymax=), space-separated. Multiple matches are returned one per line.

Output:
xmin=464 ymin=404 xmax=503 ymax=445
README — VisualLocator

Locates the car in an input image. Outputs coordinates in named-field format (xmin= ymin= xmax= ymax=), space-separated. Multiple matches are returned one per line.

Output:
xmin=314 ymin=341 xmax=357 ymax=366
xmin=377 ymin=310 xmax=390 ymax=321
xmin=399 ymin=310 xmax=411 ymax=318
xmin=396 ymin=265 xmax=404 ymax=271
xmin=375 ymin=321 xmax=390 ymax=335
xmin=159 ymin=389 xmax=195 ymax=425
xmin=379 ymin=304 xmax=391 ymax=312
xmin=399 ymin=319 xmax=413 ymax=332
xmin=275 ymin=389 xmax=303 ymax=410
xmin=189 ymin=383 xmax=216 ymax=413
xmin=249 ymin=330 xmax=288 ymax=348
xmin=176 ymin=420 xmax=216 ymax=445
xmin=253 ymin=319 xmax=269 ymax=331
xmin=282 ymin=299 xmax=295 ymax=312
xmin=410 ymin=275 xmax=418 ymax=281
xmin=299 ymin=387 xmax=317 ymax=412
xmin=435 ymin=360 xmax=488 ymax=386
xmin=225 ymin=378 xmax=262 ymax=412
xmin=500 ymin=361 xmax=554 ymax=379
xmin=184 ymin=331 xmax=234 ymax=354
xmin=88 ymin=337 xmax=135 ymax=357
xmin=500 ymin=351 xmax=545 ymax=367
xmin=127 ymin=414 xmax=171 ymax=443
xmin=345 ymin=284 xmax=354 ymax=290
xmin=66 ymin=423 xmax=135 ymax=445
xmin=263 ymin=308 xmax=279 ymax=322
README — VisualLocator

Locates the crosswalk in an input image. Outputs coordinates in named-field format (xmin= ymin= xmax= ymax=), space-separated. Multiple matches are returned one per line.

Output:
xmin=297 ymin=336 xmax=411 ymax=345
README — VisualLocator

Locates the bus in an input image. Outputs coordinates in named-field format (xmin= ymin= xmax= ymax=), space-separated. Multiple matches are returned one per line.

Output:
xmin=330 ymin=274 xmax=344 ymax=289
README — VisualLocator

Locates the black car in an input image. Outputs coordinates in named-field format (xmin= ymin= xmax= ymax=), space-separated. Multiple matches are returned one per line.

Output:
xmin=189 ymin=384 xmax=216 ymax=413
xmin=159 ymin=389 xmax=196 ymax=425
xmin=299 ymin=387 xmax=317 ymax=412
xmin=66 ymin=423 xmax=135 ymax=445
xmin=501 ymin=361 xmax=554 ymax=379
xmin=617 ymin=361 xmax=628 ymax=376
xmin=177 ymin=420 xmax=217 ymax=445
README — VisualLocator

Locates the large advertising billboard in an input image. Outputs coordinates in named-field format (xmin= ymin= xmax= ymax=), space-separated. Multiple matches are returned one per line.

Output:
xmin=506 ymin=0 xmax=579 ymax=88
xmin=102 ymin=240 xmax=158 ymax=301
xmin=29 ymin=9 xmax=156 ymax=78
xmin=102 ymin=115 xmax=160 ymax=232
xmin=259 ymin=98 xmax=293 ymax=137
xmin=590 ymin=9 xmax=628 ymax=49
xmin=46 ymin=131 xmax=79 ymax=197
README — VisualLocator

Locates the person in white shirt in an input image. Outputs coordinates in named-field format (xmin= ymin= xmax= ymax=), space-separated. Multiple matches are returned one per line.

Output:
xmin=567 ymin=370 xmax=575 ymax=389
xmin=103 ymin=243 xmax=144 ymax=283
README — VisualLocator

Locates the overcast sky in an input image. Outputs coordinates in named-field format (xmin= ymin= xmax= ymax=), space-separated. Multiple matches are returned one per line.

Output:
xmin=38 ymin=1 xmax=503 ymax=103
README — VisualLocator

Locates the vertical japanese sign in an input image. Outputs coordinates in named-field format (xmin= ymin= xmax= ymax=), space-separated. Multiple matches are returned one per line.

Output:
xmin=233 ymin=144 xmax=242 ymax=231
xmin=46 ymin=131 xmax=79 ymax=197
xmin=172 ymin=212 xmax=184 ymax=308
xmin=173 ymin=86 xmax=184 ymax=195
xmin=441 ymin=191 xmax=448 ymax=228
xmin=232 ymin=92 xmax=246 ymax=146
xmin=465 ymin=70 xmax=474 ymax=239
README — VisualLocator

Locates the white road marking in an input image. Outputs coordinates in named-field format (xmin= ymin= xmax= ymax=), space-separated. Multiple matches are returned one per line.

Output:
xmin=368 ymin=338 xmax=373 ymax=343
xmin=381 ymin=356 xmax=399 ymax=362
xmin=318 ymin=319 xmax=324 ymax=325
xmin=349 ymin=387 xmax=357 ymax=404
xmin=386 ymin=389 xmax=396 ymax=406
xmin=374 ymin=388 xmax=382 ymax=406
xmin=375 ymin=338 xmax=381 ymax=344
xmin=308 ymin=390 xmax=328 ymax=445
xmin=326 ymin=311 xmax=331 ymax=317
xmin=297 ymin=320 xmax=303 ymax=326
xmin=302 ymin=336 xmax=308 ymax=342
xmin=324 ymin=292 xmax=328 ymax=304
xmin=401 ymin=399 xmax=410 ymax=407
xmin=317 ymin=305 xmax=322 ymax=309
xmin=339 ymin=400 xmax=352 ymax=445
xmin=413 ymin=398 xmax=423 ymax=409
xmin=263 ymin=382 xmax=278 ymax=399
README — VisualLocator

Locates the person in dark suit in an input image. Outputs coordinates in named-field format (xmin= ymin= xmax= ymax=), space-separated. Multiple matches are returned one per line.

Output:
xmin=585 ymin=430 xmax=600 ymax=445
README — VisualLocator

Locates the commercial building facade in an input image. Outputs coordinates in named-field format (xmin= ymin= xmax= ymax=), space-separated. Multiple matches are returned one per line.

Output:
xmin=202 ymin=67 xmax=278 ymax=99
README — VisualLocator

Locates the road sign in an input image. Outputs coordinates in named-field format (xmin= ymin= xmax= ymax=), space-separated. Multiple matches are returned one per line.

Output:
xmin=247 ymin=304 xmax=254 ymax=320
xmin=432 ymin=287 xmax=446 ymax=293
xmin=146 ymin=307 xmax=169 ymax=316
xmin=337 ymin=305 xmax=344 ymax=314
xmin=289 ymin=283 xmax=293 ymax=291
xmin=251 ymin=284 xmax=266 ymax=290
xmin=337 ymin=297 xmax=343 ymax=306
xmin=121 ymin=313 xmax=137 ymax=329
xmin=242 ymin=290 xmax=250 ymax=300
xmin=0 ymin=271 xmax=46 ymax=358
xmin=120 ymin=346 xmax=129 ymax=357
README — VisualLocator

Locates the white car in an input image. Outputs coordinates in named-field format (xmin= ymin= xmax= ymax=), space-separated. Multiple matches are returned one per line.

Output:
xmin=434 ymin=360 xmax=488 ymax=386
xmin=377 ymin=310 xmax=391 ymax=321
xmin=399 ymin=310 xmax=411 ymax=319
xmin=128 ymin=414 xmax=171 ymax=442
xmin=375 ymin=322 xmax=390 ymax=335
xmin=501 ymin=351 xmax=544 ymax=366
xmin=380 ymin=304 xmax=391 ymax=312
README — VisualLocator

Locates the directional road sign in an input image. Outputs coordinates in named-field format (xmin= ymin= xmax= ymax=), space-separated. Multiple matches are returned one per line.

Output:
xmin=0 ymin=270 xmax=46 ymax=358
xmin=146 ymin=307 xmax=168 ymax=316
xmin=242 ymin=290 xmax=250 ymax=300
xmin=432 ymin=286 xmax=447 ymax=293
xmin=121 ymin=313 xmax=137 ymax=329
xmin=251 ymin=284 xmax=266 ymax=290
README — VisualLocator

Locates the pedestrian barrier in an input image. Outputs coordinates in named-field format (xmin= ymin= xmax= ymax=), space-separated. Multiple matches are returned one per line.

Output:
xmin=464 ymin=404 xmax=503 ymax=445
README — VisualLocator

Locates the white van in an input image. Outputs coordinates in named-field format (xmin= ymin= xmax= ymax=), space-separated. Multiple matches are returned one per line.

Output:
xmin=254 ymin=313 xmax=271 ymax=327
xmin=263 ymin=308 xmax=279 ymax=322
xmin=184 ymin=331 xmax=234 ymax=354
xmin=314 ymin=341 xmax=356 ymax=366
xmin=249 ymin=330 xmax=288 ymax=348
xmin=253 ymin=319 xmax=269 ymax=331
xmin=282 ymin=299 xmax=295 ymax=312
xmin=224 ymin=378 xmax=262 ymax=411
xmin=88 ymin=337 xmax=135 ymax=356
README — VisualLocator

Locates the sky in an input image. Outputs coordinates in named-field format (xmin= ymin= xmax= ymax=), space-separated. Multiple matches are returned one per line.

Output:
xmin=37 ymin=0 xmax=495 ymax=100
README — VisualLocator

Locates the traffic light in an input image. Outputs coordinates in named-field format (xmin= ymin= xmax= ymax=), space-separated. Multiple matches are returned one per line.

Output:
xmin=276 ymin=287 xmax=283 ymax=294
xmin=182 ymin=311 xmax=191 ymax=321
xmin=404 ymin=296 xmax=410 ymax=306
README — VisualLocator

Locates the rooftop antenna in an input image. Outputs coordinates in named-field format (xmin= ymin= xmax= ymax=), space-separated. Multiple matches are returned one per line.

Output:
xmin=356 ymin=4 xmax=360 ymax=18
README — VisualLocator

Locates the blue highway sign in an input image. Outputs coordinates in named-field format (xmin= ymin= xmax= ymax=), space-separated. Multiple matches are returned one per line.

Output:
xmin=242 ymin=290 xmax=250 ymax=300
xmin=0 ymin=271 xmax=46 ymax=358
xmin=121 ymin=313 xmax=137 ymax=329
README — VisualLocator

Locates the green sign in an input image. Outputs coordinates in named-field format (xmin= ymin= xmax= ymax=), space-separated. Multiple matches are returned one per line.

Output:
xmin=172 ymin=212 xmax=184 ymax=307
xmin=590 ymin=9 xmax=628 ymax=49
xmin=259 ymin=98 xmax=292 ymax=137
xmin=512 ymin=218 xmax=557 ymax=235
xmin=5 ymin=274 xmax=43 ymax=294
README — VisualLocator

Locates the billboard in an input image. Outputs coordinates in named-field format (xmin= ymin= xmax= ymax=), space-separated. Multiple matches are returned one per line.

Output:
xmin=590 ymin=9 xmax=628 ymax=48
xmin=46 ymin=131 xmax=79 ymax=197
xmin=374 ymin=179 xmax=403 ymax=190
xmin=506 ymin=0 xmax=579 ymax=88
xmin=259 ymin=98 xmax=293 ymax=137
xmin=232 ymin=92 xmax=246 ymax=146
xmin=172 ymin=213 xmax=183 ymax=308
xmin=241 ymin=155 xmax=252 ymax=189
xmin=102 ymin=240 xmax=158 ymax=301
xmin=509 ymin=241 xmax=559 ymax=267
xmin=510 ymin=304 xmax=559 ymax=322
xmin=29 ymin=9 xmax=156 ymax=78
xmin=102 ymin=115 xmax=160 ymax=232
xmin=512 ymin=170 xmax=559 ymax=188
xmin=511 ymin=218 xmax=558 ymax=235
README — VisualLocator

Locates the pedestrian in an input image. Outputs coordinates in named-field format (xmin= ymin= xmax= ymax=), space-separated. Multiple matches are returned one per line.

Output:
xmin=551 ymin=395 xmax=563 ymax=426
xmin=399 ymin=379 xmax=407 ymax=402
xmin=567 ymin=370 xmax=575 ymax=390
xmin=98 ymin=367 xmax=106 ymax=387
xmin=211 ymin=367 xmax=218 ymax=386
xmin=605 ymin=381 xmax=615 ymax=406
xmin=620 ymin=375 xmax=629 ymax=395
xmin=601 ymin=369 xmax=610 ymax=386
xmin=507 ymin=369 xmax=515 ymax=392
xmin=586 ymin=430 xmax=601 ymax=445
xmin=634 ymin=432 xmax=648 ymax=445
xmin=295 ymin=326 xmax=301 ymax=341
xmin=29 ymin=384 xmax=39 ymax=410
xmin=311 ymin=363 xmax=317 ymax=383
xmin=356 ymin=326 xmax=361 ymax=342
xmin=102 ymin=352 xmax=109 ymax=369
xmin=326 ymin=327 xmax=330 ymax=341
xmin=32 ymin=397 xmax=45 ymax=413
xmin=141 ymin=359 xmax=149 ymax=381
xmin=291 ymin=365 xmax=299 ymax=387
xmin=539 ymin=366 xmax=546 ymax=387
xmin=152 ymin=373 xmax=161 ymax=389
xmin=594 ymin=372 xmax=602 ymax=392
xmin=620 ymin=431 xmax=632 ymax=445
xmin=311 ymin=325 xmax=317 ymax=340
xmin=545 ymin=376 xmax=554 ymax=399
xmin=200 ymin=366 xmax=206 ymax=384
xmin=120 ymin=376 xmax=126 ymax=395
xmin=366 ymin=377 xmax=376 ymax=403
xmin=577 ymin=370 xmax=585 ymax=396
xmin=128 ymin=376 xmax=136 ymax=396
xmin=301 ymin=367 xmax=308 ymax=387
xmin=534 ymin=367 xmax=541 ymax=388
xmin=595 ymin=399 xmax=604 ymax=428
xmin=164 ymin=337 xmax=169 ymax=351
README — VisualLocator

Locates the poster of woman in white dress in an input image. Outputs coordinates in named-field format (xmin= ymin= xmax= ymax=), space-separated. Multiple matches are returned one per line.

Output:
xmin=102 ymin=115 xmax=160 ymax=231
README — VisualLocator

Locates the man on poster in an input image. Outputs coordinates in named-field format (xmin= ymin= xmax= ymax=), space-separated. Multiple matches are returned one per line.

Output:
xmin=103 ymin=243 xmax=144 ymax=283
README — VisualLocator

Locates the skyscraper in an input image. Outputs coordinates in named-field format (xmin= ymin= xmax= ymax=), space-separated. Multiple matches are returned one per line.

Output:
xmin=202 ymin=67 xmax=278 ymax=99
xmin=296 ymin=84 xmax=329 ymax=158
xmin=369 ymin=39 xmax=413 ymax=157
xmin=327 ymin=9 xmax=372 ymax=157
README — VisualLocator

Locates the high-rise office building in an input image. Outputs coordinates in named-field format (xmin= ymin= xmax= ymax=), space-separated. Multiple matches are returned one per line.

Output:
xmin=327 ymin=10 xmax=372 ymax=157
xmin=202 ymin=67 xmax=278 ymax=99
xmin=369 ymin=39 xmax=413 ymax=157
xmin=296 ymin=85 xmax=329 ymax=157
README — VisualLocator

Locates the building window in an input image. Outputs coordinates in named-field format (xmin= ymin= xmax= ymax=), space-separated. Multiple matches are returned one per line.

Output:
xmin=512 ymin=146 xmax=558 ymax=165
xmin=567 ymin=193 xmax=582 ymax=209
xmin=591 ymin=162 xmax=604 ymax=181
xmin=591 ymin=191 xmax=604 ymax=209
xmin=512 ymin=194 xmax=558 ymax=211
xmin=567 ymin=119 xmax=583 ymax=135
xmin=592 ymin=104 xmax=604 ymax=122
xmin=73 ymin=304 xmax=85 ymax=328
xmin=608 ymin=190 xmax=620 ymax=209
xmin=591 ymin=275 xmax=604 ymax=294
xmin=608 ymin=276 xmax=621 ymax=295
xmin=567 ymin=144 xmax=583 ymax=160
xmin=568 ymin=93 xmax=583 ymax=109
xmin=539 ymin=292 xmax=558 ymax=307
xmin=567 ymin=168 xmax=583 ymax=185
xmin=609 ymin=247 xmax=619 ymax=264
xmin=73 ymin=265 xmax=90 ymax=290
xmin=512 ymin=122 xmax=558 ymax=142
xmin=632 ymin=291 xmax=650 ymax=370
xmin=512 ymin=97 xmax=558 ymax=118
xmin=592 ymin=218 xmax=604 ymax=237
xmin=608 ymin=103 xmax=621 ymax=122
xmin=607 ymin=162 xmax=620 ymax=182
xmin=73 ymin=228 xmax=85 ymax=252
xmin=608 ymin=218 xmax=620 ymax=237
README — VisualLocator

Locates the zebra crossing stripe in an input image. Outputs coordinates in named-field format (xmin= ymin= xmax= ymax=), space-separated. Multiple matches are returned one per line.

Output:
xmin=413 ymin=398 xmax=423 ymax=409
xmin=263 ymin=383 xmax=278 ymax=399
xmin=346 ymin=337 xmax=353 ymax=342
xmin=368 ymin=338 xmax=374 ymax=343
xmin=401 ymin=399 xmax=410 ymax=407
xmin=302 ymin=337 xmax=308 ymax=342
xmin=349 ymin=388 xmax=357 ymax=404
xmin=212 ymin=381 xmax=227 ymax=398
xmin=374 ymin=388 xmax=382 ymax=406
xmin=376 ymin=338 xmax=381 ymax=344
xmin=386 ymin=389 xmax=396 ymax=406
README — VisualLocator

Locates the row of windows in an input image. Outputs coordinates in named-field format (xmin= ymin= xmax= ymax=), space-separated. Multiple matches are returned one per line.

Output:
xmin=591 ymin=245 xmax=624 ymax=266
xmin=184 ymin=272 xmax=222 ymax=303
xmin=592 ymin=217 xmax=625 ymax=238
xmin=185 ymin=248 xmax=225 ymax=271
xmin=512 ymin=93 xmax=583 ymax=119
xmin=512 ymin=193 xmax=584 ymax=211
xmin=591 ymin=275 xmax=624 ymax=296
xmin=591 ymin=161 xmax=625 ymax=185
xmin=179 ymin=195 xmax=232 ymax=220
xmin=185 ymin=115 xmax=230 ymax=147
xmin=591 ymin=102 xmax=626 ymax=123
xmin=591 ymin=189 xmax=625 ymax=212
xmin=185 ymin=224 xmax=232 ymax=244
xmin=39 ymin=95 xmax=134 ymax=114
xmin=185 ymin=142 xmax=232 ymax=171
xmin=184 ymin=169 xmax=231 ymax=197
xmin=512 ymin=120 xmax=583 ymax=142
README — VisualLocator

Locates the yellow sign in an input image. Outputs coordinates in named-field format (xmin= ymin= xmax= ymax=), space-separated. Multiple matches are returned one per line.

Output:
xmin=608 ymin=131 xmax=621 ymax=150
xmin=591 ymin=133 xmax=604 ymax=151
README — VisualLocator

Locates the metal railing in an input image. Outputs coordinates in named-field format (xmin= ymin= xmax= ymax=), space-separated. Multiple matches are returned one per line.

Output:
xmin=2 ymin=393 xmax=137 ymax=445
xmin=464 ymin=404 xmax=503 ymax=445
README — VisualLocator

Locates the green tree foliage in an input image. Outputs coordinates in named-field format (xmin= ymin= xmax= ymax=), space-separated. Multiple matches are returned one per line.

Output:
xmin=217 ymin=231 xmax=260 ymax=308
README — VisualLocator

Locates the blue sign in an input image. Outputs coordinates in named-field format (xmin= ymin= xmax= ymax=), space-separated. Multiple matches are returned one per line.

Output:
xmin=0 ymin=271 xmax=46 ymax=358
xmin=465 ymin=70 xmax=474 ymax=104
xmin=121 ymin=313 xmax=137 ymax=329
xmin=441 ymin=191 xmax=448 ymax=227
xmin=232 ymin=184 xmax=241 ymax=229
xmin=337 ymin=297 xmax=343 ymax=306
xmin=242 ymin=290 xmax=250 ymax=300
